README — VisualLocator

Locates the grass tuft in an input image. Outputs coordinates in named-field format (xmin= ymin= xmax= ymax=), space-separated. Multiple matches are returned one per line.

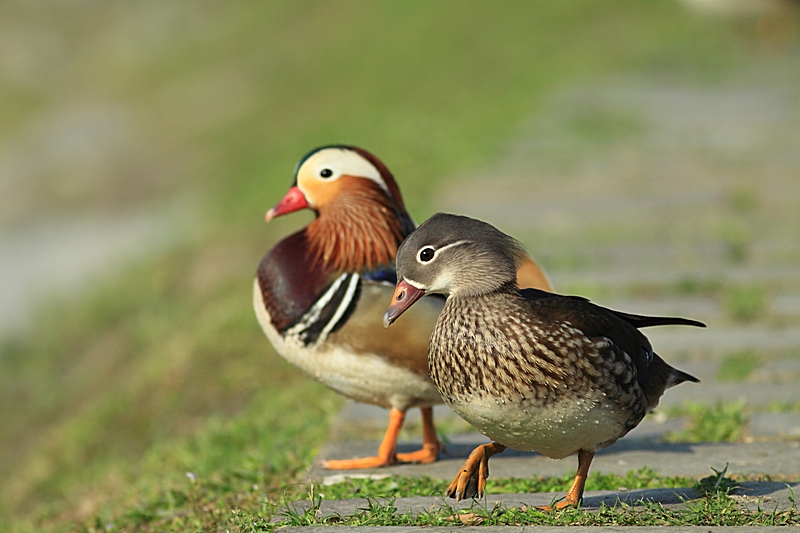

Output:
xmin=718 ymin=349 xmax=762 ymax=382
xmin=665 ymin=401 xmax=749 ymax=443
xmin=695 ymin=464 xmax=739 ymax=496
xmin=315 ymin=467 xmax=696 ymax=502
xmin=274 ymin=484 xmax=800 ymax=528
xmin=725 ymin=284 xmax=769 ymax=323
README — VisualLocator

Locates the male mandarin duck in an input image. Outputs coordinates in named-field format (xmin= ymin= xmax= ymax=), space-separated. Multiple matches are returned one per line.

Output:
xmin=254 ymin=146 xmax=552 ymax=469
xmin=384 ymin=213 xmax=703 ymax=507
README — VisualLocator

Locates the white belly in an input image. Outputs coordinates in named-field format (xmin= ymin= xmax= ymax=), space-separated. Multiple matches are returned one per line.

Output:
xmin=253 ymin=279 xmax=440 ymax=411
xmin=446 ymin=393 xmax=626 ymax=459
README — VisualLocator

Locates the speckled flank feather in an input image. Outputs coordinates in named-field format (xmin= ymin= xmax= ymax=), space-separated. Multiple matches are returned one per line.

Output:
xmin=429 ymin=291 xmax=650 ymax=456
xmin=427 ymin=287 xmax=702 ymax=458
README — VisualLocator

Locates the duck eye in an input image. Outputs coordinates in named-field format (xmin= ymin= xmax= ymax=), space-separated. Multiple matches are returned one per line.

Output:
xmin=319 ymin=168 xmax=334 ymax=178
xmin=418 ymin=247 xmax=435 ymax=262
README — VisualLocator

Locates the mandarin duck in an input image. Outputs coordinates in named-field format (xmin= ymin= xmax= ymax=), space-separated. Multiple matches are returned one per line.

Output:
xmin=384 ymin=213 xmax=703 ymax=507
xmin=254 ymin=146 xmax=553 ymax=469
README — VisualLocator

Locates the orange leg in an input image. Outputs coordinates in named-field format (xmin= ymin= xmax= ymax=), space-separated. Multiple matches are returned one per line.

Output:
xmin=323 ymin=407 xmax=405 ymax=469
xmin=539 ymin=449 xmax=595 ymax=510
xmin=397 ymin=406 xmax=442 ymax=464
xmin=323 ymin=406 xmax=441 ymax=470
xmin=446 ymin=442 xmax=507 ymax=501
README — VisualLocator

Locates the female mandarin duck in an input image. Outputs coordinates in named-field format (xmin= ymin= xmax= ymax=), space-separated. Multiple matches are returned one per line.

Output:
xmin=254 ymin=146 xmax=552 ymax=469
xmin=384 ymin=213 xmax=703 ymax=507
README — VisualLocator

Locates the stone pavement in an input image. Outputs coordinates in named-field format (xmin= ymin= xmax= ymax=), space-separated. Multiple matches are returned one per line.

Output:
xmin=314 ymin=402 xmax=800 ymax=480
xmin=306 ymin=399 xmax=800 ymax=514
xmin=283 ymin=396 xmax=799 ymax=525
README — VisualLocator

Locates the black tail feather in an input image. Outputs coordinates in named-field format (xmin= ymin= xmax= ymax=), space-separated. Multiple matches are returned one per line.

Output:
xmin=612 ymin=310 xmax=706 ymax=330
xmin=668 ymin=368 xmax=701 ymax=388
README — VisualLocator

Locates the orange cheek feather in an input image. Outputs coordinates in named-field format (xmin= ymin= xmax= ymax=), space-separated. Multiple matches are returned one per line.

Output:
xmin=298 ymin=174 xmax=346 ymax=208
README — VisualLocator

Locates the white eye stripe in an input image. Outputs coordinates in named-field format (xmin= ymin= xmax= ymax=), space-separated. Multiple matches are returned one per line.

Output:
xmin=303 ymin=149 xmax=389 ymax=194
xmin=415 ymin=240 xmax=470 ymax=265
xmin=439 ymin=240 xmax=470 ymax=252
xmin=403 ymin=277 xmax=426 ymax=290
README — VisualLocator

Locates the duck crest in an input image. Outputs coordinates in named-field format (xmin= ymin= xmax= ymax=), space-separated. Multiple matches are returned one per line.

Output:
xmin=306 ymin=178 xmax=411 ymax=274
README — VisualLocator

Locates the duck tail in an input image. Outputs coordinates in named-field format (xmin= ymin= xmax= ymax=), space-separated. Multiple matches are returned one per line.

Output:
xmin=612 ymin=311 xmax=706 ymax=330
xmin=666 ymin=367 xmax=700 ymax=389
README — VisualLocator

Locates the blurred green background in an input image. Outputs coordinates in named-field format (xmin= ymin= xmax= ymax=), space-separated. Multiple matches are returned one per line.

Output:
xmin=1 ymin=1 xmax=798 ymax=531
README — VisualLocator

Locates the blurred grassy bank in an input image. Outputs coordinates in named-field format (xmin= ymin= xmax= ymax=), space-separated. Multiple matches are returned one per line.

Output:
xmin=0 ymin=1 xmax=789 ymax=531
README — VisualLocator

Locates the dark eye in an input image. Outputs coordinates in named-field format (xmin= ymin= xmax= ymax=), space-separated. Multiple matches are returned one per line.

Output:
xmin=419 ymin=247 xmax=435 ymax=262
xmin=319 ymin=168 xmax=333 ymax=178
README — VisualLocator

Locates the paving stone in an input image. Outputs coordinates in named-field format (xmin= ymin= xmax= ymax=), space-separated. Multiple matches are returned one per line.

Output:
xmin=327 ymin=391 xmax=800 ymax=441
xmin=645 ymin=327 xmax=800 ymax=359
xmin=547 ymin=267 xmax=800 ymax=293
xmin=658 ymin=382 xmax=800 ymax=408
xmin=749 ymin=412 xmax=800 ymax=439
xmin=313 ymin=435 xmax=800 ymax=483
xmin=313 ymin=393 xmax=800 ymax=483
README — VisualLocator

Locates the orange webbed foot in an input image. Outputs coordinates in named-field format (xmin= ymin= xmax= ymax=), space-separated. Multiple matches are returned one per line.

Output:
xmin=322 ymin=454 xmax=397 ymax=470
xmin=537 ymin=449 xmax=595 ymax=511
xmin=536 ymin=496 xmax=580 ymax=511
xmin=396 ymin=439 xmax=440 ymax=464
xmin=446 ymin=442 xmax=507 ymax=501
xmin=323 ymin=406 xmax=444 ymax=469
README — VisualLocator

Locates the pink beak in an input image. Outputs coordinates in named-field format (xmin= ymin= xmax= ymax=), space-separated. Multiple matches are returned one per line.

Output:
xmin=383 ymin=280 xmax=426 ymax=328
xmin=265 ymin=186 xmax=310 ymax=222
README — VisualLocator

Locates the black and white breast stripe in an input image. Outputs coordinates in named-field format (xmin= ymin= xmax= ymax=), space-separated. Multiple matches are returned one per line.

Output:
xmin=286 ymin=273 xmax=362 ymax=346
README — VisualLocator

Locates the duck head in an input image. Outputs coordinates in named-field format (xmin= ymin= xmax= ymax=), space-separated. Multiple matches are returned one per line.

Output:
xmin=266 ymin=145 xmax=414 ymax=273
xmin=384 ymin=213 xmax=528 ymax=327
xmin=266 ymin=145 xmax=404 ymax=221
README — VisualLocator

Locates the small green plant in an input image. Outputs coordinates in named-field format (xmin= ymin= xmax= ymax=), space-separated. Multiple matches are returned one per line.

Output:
xmin=674 ymin=277 xmax=723 ymax=296
xmin=725 ymin=285 xmax=767 ymax=322
xmin=281 ymin=481 xmax=324 ymax=526
xmin=319 ymin=475 xmax=446 ymax=500
xmin=665 ymin=401 xmax=748 ymax=443
xmin=765 ymin=401 xmax=800 ymax=413
xmin=717 ymin=349 xmax=761 ymax=382
xmin=567 ymin=108 xmax=646 ymax=141
xmin=716 ymin=220 xmax=753 ymax=264
xmin=695 ymin=464 xmax=739 ymax=496
xmin=728 ymin=187 xmax=759 ymax=214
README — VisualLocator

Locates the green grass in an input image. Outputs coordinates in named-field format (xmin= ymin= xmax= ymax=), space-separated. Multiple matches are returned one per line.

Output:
xmin=725 ymin=284 xmax=769 ymax=323
xmin=664 ymin=401 xmax=749 ymax=443
xmin=718 ymin=349 xmax=762 ymax=382
xmin=279 ymin=493 xmax=800 ymax=528
xmin=566 ymin=108 xmax=647 ymax=143
xmin=8 ymin=378 xmax=339 ymax=533
xmin=0 ymin=1 xmax=783 ymax=531
xmin=277 ymin=468 xmax=797 ymax=528
xmin=316 ymin=467 xmax=696 ymax=501
xmin=766 ymin=401 xmax=800 ymax=413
